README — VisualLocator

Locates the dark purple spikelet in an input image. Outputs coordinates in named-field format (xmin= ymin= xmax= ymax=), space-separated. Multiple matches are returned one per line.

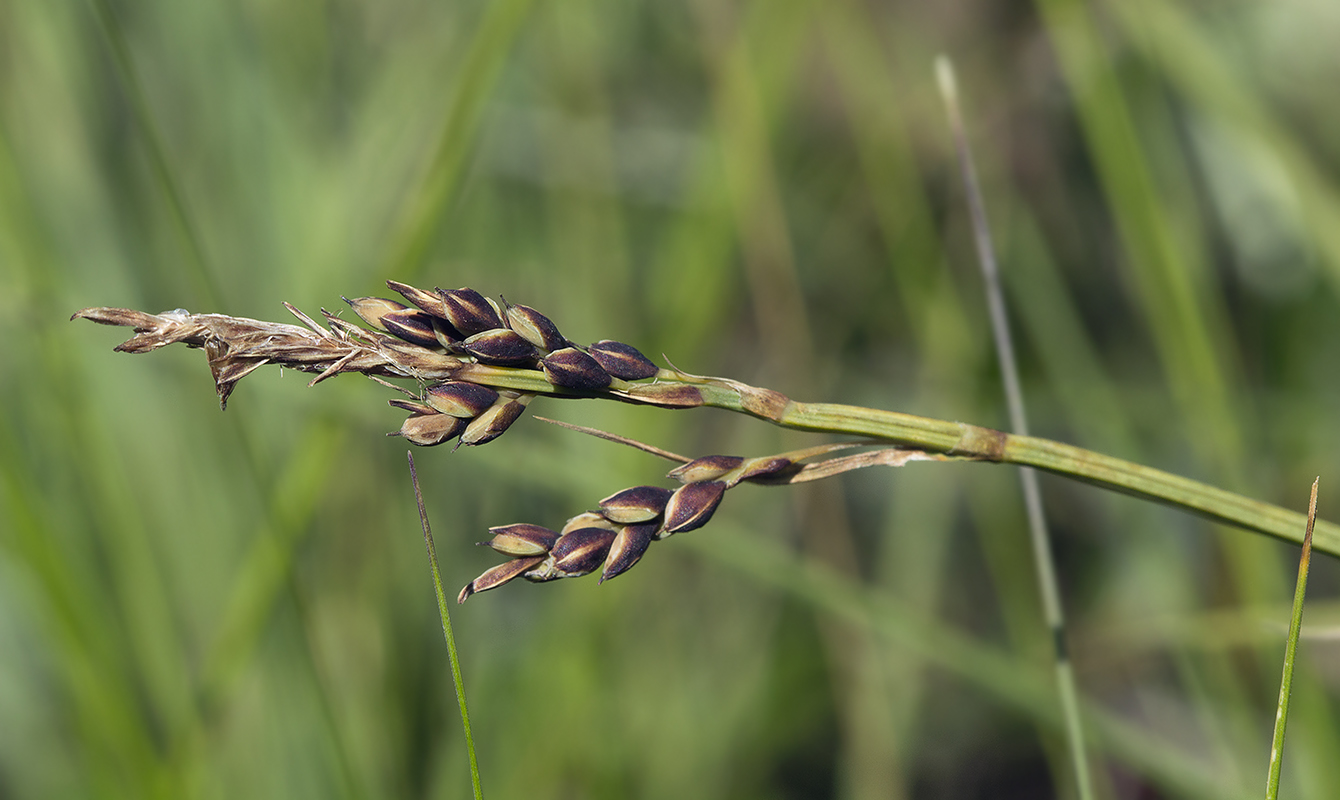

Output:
xmin=588 ymin=339 xmax=658 ymax=380
xmin=380 ymin=308 xmax=442 ymax=349
xmin=668 ymin=455 xmax=745 ymax=484
xmin=441 ymin=287 xmax=504 ymax=335
xmin=425 ymin=381 xmax=500 ymax=417
xmin=459 ymin=398 xmax=527 ymax=446
xmin=459 ymin=555 xmax=545 ymax=603
xmin=393 ymin=412 xmax=466 ymax=446
xmin=462 ymin=329 xmax=538 ymax=365
xmin=542 ymin=347 xmax=612 ymax=391
xmin=343 ymin=296 xmax=407 ymax=331
xmin=551 ymin=527 xmax=618 ymax=576
xmin=386 ymin=279 xmax=451 ymax=320
xmin=599 ymin=485 xmax=673 ymax=524
xmin=661 ymin=480 xmax=727 ymax=536
xmin=481 ymin=523 xmax=559 ymax=556
xmin=505 ymin=303 xmax=567 ymax=351
xmin=600 ymin=523 xmax=657 ymax=583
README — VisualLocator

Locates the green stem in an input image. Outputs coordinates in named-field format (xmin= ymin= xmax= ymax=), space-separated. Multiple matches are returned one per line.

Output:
xmin=451 ymin=364 xmax=1340 ymax=556
xmin=1264 ymin=478 xmax=1317 ymax=800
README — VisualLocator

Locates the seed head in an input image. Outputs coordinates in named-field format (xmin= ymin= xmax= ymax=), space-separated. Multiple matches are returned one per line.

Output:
xmin=588 ymin=339 xmax=658 ymax=380
xmin=600 ymin=523 xmax=656 ymax=583
xmin=459 ymin=396 xmax=528 ymax=446
xmin=380 ymin=308 xmax=442 ymax=350
xmin=442 ymin=287 xmax=504 ymax=335
xmin=551 ymin=527 xmax=618 ymax=576
xmin=598 ymin=485 xmax=672 ymax=524
xmin=561 ymin=511 xmax=617 ymax=535
xmin=458 ymin=555 xmax=545 ymax=603
xmin=425 ymin=381 xmax=500 ymax=417
xmin=343 ymin=296 xmax=407 ymax=331
xmin=505 ymin=303 xmax=567 ymax=351
xmin=393 ymin=411 xmax=466 ymax=446
xmin=542 ymin=347 xmax=612 ymax=392
xmin=481 ymin=523 xmax=559 ymax=556
xmin=462 ymin=329 xmax=538 ymax=365
xmin=661 ymin=480 xmax=727 ymax=536
xmin=668 ymin=455 xmax=744 ymax=484
xmin=386 ymin=279 xmax=452 ymax=320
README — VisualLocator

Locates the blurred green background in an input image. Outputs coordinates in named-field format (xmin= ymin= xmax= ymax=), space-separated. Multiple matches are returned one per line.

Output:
xmin=4 ymin=0 xmax=1340 ymax=797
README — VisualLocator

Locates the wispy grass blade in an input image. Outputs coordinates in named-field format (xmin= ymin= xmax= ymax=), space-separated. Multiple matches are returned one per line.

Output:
xmin=936 ymin=55 xmax=1094 ymax=800
xmin=1265 ymin=478 xmax=1318 ymax=800
xmin=408 ymin=452 xmax=483 ymax=800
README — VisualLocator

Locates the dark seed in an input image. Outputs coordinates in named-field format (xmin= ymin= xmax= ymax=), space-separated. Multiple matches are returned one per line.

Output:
xmin=381 ymin=308 xmax=442 ymax=349
xmin=458 ymin=555 xmax=545 ymax=603
xmin=462 ymin=329 xmax=538 ymax=365
xmin=733 ymin=456 xmax=794 ymax=484
xmin=505 ymin=303 xmax=567 ymax=351
xmin=460 ymin=398 xmax=527 ymax=446
xmin=599 ymin=485 xmax=672 ymax=524
xmin=481 ymin=523 xmax=559 ymax=556
xmin=392 ymin=412 xmax=465 ymax=446
xmin=542 ymin=347 xmax=612 ymax=391
xmin=600 ymin=523 xmax=656 ymax=583
xmin=661 ymin=480 xmax=727 ymax=536
xmin=588 ymin=339 xmax=658 ymax=380
xmin=425 ymin=381 xmax=500 ymax=417
xmin=668 ymin=455 xmax=744 ymax=484
xmin=343 ymin=296 xmax=407 ymax=331
xmin=386 ymin=280 xmax=450 ymax=319
xmin=551 ymin=527 xmax=617 ymax=576
xmin=442 ymin=287 xmax=503 ymax=335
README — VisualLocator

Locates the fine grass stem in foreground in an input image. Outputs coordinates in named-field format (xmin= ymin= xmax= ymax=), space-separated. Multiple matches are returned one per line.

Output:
xmin=1264 ymin=478 xmax=1318 ymax=800
xmin=408 ymin=452 xmax=483 ymax=800
xmin=937 ymin=54 xmax=1094 ymax=800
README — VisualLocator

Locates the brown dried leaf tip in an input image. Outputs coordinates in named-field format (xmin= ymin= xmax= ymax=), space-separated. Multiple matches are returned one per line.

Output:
xmin=75 ymin=279 xmax=667 ymax=445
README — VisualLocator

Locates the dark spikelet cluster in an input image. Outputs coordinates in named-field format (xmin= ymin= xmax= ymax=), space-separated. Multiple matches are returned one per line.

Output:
xmin=458 ymin=453 xmax=796 ymax=601
xmin=74 ymin=280 xmax=665 ymax=449
xmin=346 ymin=282 xmax=658 ymax=446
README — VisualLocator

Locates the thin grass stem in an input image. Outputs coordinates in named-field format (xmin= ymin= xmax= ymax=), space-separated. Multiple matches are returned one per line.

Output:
xmin=1265 ymin=478 xmax=1318 ymax=800
xmin=408 ymin=452 xmax=484 ymax=800
xmin=937 ymin=55 xmax=1094 ymax=800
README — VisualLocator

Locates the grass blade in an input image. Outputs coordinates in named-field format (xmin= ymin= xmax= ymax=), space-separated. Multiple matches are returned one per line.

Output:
xmin=936 ymin=55 xmax=1094 ymax=800
xmin=408 ymin=452 xmax=483 ymax=800
xmin=1265 ymin=478 xmax=1318 ymax=800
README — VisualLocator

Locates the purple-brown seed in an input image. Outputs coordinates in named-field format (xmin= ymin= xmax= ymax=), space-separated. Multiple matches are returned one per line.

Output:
xmin=600 ymin=523 xmax=657 ymax=583
xmin=588 ymin=339 xmax=659 ymax=380
xmin=505 ymin=303 xmax=567 ymax=351
xmin=481 ymin=523 xmax=559 ymax=557
xmin=462 ymin=329 xmax=537 ymax=365
xmin=667 ymin=455 xmax=745 ymax=484
xmin=393 ymin=412 xmax=466 ymax=446
xmin=441 ymin=287 xmax=504 ymax=335
xmin=551 ymin=527 xmax=618 ymax=576
xmin=598 ymin=485 xmax=672 ymax=524
xmin=343 ymin=296 xmax=407 ymax=331
xmin=542 ymin=347 xmax=612 ymax=392
xmin=380 ymin=308 xmax=442 ymax=349
xmin=425 ymin=381 xmax=500 ymax=418
xmin=661 ymin=480 xmax=727 ymax=536
xmin=459 ymin=398 xmax=527 ymax=446
xmin=386 ymin=280 xmax=451 ymax=319
xmin=458 ymin=555 xmax=545 ymax=603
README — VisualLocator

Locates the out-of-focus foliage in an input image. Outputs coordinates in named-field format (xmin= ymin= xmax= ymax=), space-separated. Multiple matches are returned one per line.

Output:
xmin=3 ymin=0 xmax=1340 ymax=797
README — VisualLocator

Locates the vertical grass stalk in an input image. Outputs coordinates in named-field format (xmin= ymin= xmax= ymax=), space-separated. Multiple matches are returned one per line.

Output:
xmin=1264 ymin=478 xmax=1318 ymax=800
xmin=937 ymin=55 xmax=1094 ymax=800
xmin=409 ymin=452 xmax=484 ymax=800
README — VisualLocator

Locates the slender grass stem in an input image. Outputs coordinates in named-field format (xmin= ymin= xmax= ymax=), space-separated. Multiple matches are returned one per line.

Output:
xmin=937 ymin=55 xmax=1094 ymax=800
xmin=1265 ymin=478 xmax=1318 ymax=800
xmin=408 ymin=453 xmax=483 ymax=800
